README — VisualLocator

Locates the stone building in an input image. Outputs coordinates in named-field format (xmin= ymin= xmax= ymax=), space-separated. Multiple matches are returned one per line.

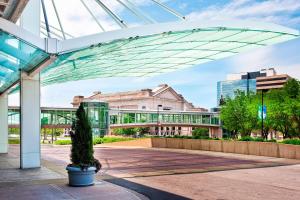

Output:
xmin=72 ymin=84 xmax=207 ymax=112
xmin=72 ymin=84 xmax=209 ymax=136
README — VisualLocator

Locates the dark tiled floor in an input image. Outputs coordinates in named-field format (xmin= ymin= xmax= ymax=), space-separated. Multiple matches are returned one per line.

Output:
xmin=40 ymin=145 xmax=284 ymax=177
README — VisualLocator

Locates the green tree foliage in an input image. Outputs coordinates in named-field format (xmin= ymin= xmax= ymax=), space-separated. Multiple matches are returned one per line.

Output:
xmin=220 ymin=79 xmax=300 ymax=139
xmin=192 ymin=128 xmax=209 ymax=138
xmin=220 ymin=91 xmax=258 ymax=138
xmin=113 ymin=127 xmax=150 ymax=136
xmin=70 ymin=104 xmax=101 ymax=172
xmin=137 ymin=127 xmax=150 ymax=136
xmin=113 ymin=128 xmax=137 ymax=136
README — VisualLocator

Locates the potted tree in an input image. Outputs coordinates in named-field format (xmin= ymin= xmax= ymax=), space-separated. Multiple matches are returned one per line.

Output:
xmin=66 ymin=103 xmax=101 ymax=186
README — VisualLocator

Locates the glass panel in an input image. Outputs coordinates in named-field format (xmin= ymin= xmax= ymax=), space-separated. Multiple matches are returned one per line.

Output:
xmin=0 ymin=31 xmax=49 ymax=93
xmin=41 ymin=28 xmax=298 ymax=86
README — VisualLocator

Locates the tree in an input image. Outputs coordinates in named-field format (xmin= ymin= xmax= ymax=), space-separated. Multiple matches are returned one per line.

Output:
xmin=284 ymin=78 xmax=300 ymax=99
xmin=261 ymin=79 xmax=300 ymax=139
xmin=283 ymin=79 xmax=300 ymax=137
xmin=70 ymin=104 xmax=101 ymax=171
xmin=220 ymin=91 xmax=257 ymax=138
xmin=136 ymin=127 xmax=150 ymax=136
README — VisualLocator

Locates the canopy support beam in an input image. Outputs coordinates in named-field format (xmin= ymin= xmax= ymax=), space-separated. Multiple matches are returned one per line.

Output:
xmin=0 ymin=93 xmax=8 ymax=153
xmin=94 ymin=0 xmax=127 ymax=28
xmin=80 ymin=0 xmax=105 ymax=32
xmin=151 ymin=0 xmax=185 ymax=20
xmin=51 ymin=0 xmax=66 ymax=39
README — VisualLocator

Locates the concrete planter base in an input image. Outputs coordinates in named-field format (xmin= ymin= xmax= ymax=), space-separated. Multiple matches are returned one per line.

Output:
xmin=66 ymin=166 xmax=96 ymax=187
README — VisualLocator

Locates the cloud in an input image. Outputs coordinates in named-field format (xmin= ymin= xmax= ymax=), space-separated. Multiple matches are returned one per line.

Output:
xmin=227 ymin=45 xmax=276 ymax=73
xmin=187 ymin=0 xmax=300 ymax=29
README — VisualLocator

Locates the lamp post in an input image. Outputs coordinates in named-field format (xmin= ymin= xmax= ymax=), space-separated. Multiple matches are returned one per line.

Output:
xmin=157 ymin=105 xmax=162 ymax=136
xmin=261 ymin=90 xmax=263 ymax=137
xmin=261 ymin=89 xmax=267 ymax=139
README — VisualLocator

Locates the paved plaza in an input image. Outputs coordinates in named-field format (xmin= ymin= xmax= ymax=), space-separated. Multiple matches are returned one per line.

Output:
xmin=0 ymin=145 xmax=300 ymax=199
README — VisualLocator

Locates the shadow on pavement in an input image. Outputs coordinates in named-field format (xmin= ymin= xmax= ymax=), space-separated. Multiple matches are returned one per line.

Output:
xmin=103 ymin=175 xmax=191 ymax=200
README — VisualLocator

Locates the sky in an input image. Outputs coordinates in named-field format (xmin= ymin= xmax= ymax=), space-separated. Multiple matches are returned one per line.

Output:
xmin=8 ymin=0 xmax=300 ymax=109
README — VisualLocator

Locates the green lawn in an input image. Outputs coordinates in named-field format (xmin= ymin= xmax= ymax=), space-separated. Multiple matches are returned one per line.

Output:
xmin=8 ymin=139 xmax=20 ymax=144
xmin=54 ymin=137 xmax=136 ymax=145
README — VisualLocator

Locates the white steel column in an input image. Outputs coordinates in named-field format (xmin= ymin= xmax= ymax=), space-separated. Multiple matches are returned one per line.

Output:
xmin=0 ymin=93 xmax=8 ymax=153
xmin=20 ymin=73 xmax=41 ymax=168
xmin=20 ymin=0 xmax=41 ymax=169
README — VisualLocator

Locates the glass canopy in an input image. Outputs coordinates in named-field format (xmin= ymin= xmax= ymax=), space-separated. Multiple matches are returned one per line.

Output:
xmin=0 ymin=18 xmax=299 ymax=94
xmin=41 ymin=27 xmax=298 ymax=85
xmin=0 ymin=31 xmax=49 ymax=93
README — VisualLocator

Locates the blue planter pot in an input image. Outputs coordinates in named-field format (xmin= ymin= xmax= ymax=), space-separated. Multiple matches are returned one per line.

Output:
xmin=66 ymin=166 xmax=96 ymax=187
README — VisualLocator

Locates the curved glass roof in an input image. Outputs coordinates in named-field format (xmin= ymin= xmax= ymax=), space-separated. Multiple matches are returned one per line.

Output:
xmin=0 ymin=18 xmax=299 ymax=94
xmin=41 ymin=24 xmax=299 ymax=85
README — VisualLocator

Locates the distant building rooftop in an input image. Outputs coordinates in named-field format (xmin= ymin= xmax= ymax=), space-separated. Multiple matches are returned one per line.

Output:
xmin=72 ymin=84 xmax=208 ymax=112
xmin=256 ymin=74 xmax=290 ymax=90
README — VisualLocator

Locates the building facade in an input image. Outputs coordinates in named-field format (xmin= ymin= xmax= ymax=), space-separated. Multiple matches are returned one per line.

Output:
xmin=72 ymin=84 xmax=207 ymax=112
xmin=256 ymin=74 xmax=290 ymax=91
xmin=217 ymin=68 xmax=276 ymax=105
xmin=72 ymin=84 xmax=212 ymax=136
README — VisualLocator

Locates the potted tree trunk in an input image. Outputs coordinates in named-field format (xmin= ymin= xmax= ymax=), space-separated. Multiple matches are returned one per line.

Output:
xmin=66 ymin=103 xmax=101 ymax=186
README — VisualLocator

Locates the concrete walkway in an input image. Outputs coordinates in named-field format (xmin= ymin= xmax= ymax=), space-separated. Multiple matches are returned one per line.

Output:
xmin=0 ymin=179 xmax=147 ymax=200
xmin=0 ymin=145 xmax=148 ymax=200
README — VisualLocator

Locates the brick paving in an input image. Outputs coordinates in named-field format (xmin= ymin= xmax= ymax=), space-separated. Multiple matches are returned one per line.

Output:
xmin=2 ymin=145 xmax=300 ymax=200
xmin=41 ymin=145 xmax=291 ymax=178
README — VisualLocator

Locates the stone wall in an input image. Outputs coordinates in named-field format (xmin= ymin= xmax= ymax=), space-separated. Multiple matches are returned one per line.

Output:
xmin=151 ymin=138 xmax=300 ymax=160
xmin=100 ymin=138 xmax=152 ymax=148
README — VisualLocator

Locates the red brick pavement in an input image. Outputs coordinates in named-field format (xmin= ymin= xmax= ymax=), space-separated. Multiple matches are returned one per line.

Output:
xmin=40 ymin=145 xmax=278 ymax=177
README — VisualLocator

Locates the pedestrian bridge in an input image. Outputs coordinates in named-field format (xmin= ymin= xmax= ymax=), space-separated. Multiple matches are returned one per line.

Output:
xmin=8 ymin=107 xmax=221 ymax=129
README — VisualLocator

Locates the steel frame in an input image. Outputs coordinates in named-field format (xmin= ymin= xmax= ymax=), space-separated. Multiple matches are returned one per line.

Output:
xmin=0 ymin=16 xmax=299 ymax=94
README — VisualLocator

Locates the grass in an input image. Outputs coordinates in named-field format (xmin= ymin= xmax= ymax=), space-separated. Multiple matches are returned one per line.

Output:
xmin=238 ymin=136 xmax=273 ymax=142
xmin=9 ymin=139 xmax=20 ymax=144
xmin=94 ymin=137 xmax=135 ymax=145
xmin=54 ymin=140 xmax=72 ymax=145
xmin=281 ymin=139 xmax=300 ymax=146
xmin=54 ymin=137 xmax=136 ymax=145
xmin=159 ymin=135 xmax=300 ymax=145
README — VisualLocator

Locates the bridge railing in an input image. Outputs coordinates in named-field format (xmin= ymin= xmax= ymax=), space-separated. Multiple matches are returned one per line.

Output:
xmin=8 ymin=108 xmax=221 ymax=127
xmin=109 ymin=110 xmax=220 ymax=126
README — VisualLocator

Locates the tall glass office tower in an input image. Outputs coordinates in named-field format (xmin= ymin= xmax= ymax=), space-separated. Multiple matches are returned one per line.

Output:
xmin=216 ymin=69 xmax=275 ymax=105
xmin=217 ymin=79 xmax=257 ymax=104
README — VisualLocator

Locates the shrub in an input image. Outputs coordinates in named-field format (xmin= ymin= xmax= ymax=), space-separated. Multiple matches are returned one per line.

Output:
xmin=55 ymin=140 xmax=71 ymax=145
xmin=69 ymin=104 xmax=101 ymax=172
xmin=253 ymin=137 xmax=265 ymax=142
xmin=192 ymin=128 xmax=209 ymax=138
xmin=113 ymin=128 xmax=137 ymax=136
xmin=93 ymin=137 xmax=103 ymax=145
xmin=238 ymin=137 xmax=276 ymax=143
xmin=265 ymin=139 xmax=277 ymax=143
xmin=238 ymin=136 xmax=254 ymax=141
xmin=282 ymin=139 xmax=300 ymax=145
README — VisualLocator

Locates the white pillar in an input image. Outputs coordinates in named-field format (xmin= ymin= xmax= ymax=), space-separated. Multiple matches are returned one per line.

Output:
xmin=0 ymin=93 xmax=8 ymax=153
xmin=20 ymin=73 xmax=41 ymax=168
xmin=19 ymin=0 xmax=41 ymax=169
